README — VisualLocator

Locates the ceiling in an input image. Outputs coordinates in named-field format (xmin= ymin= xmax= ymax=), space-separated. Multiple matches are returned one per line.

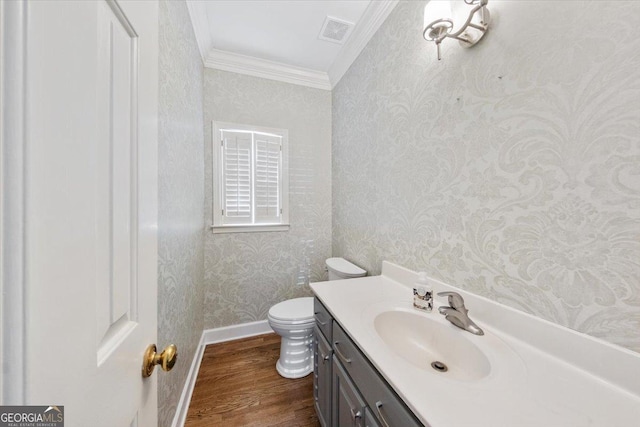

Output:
xmin=186 ymin=0 xmax=398 ymax=90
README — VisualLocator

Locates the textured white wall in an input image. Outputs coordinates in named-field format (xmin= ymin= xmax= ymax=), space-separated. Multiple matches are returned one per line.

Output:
xmin=333 ymin=0 xmax=640 ymax=352
xmin=158 ymin=1 xmax=205 ymax=425
xmin=203 ymin=69 xmax=332 ymax=329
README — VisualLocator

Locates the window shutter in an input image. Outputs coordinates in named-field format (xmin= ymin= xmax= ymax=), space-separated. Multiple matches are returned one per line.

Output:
xmin=221 ymin=131 xmax=252 ymax=224
xmin=254 ymin=135 xmax=282 ymax=224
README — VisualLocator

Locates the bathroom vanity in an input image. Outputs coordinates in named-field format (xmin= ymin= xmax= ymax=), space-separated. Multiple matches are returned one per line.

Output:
xmin=310 ymin=261 xmax=640 ymax=427
xmin=313 ymin=298 xmax=421 ymax=427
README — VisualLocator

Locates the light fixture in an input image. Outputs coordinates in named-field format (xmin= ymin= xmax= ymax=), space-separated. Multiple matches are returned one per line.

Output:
xmin=423 ymin=0 xmax=490 ymax=60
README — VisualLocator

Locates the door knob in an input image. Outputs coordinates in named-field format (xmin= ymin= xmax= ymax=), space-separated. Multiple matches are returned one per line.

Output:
xmin=142 ymin=344 xmax=177 ymax=378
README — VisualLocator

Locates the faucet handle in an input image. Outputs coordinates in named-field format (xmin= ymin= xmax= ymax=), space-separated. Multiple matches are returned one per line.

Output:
xmin=437 ymin=291 xmax=466 ymax=311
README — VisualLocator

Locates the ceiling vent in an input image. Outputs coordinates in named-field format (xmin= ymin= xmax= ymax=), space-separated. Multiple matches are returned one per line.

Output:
xmin=318 ymin=16 xmax=354 ymax=44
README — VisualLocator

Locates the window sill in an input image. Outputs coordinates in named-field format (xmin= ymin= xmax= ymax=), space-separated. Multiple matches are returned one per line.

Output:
xmin=210 ymin=224 xmax=290 ymax=234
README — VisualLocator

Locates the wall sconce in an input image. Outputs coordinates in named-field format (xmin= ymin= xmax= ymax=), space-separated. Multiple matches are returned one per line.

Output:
xmin=423 ymin=0 xmax=490 ymax=60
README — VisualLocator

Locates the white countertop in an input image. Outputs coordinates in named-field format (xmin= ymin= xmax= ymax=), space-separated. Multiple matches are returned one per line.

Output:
xmin=310 ymin=261 xmax=640 ymax=427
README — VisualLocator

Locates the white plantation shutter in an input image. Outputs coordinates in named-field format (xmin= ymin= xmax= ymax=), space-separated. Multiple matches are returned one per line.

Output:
xmin=213 ymin=122 xmax=288 ymax=232
xmin=254 ymin=135 xmax=281 ymax=223
xmin=221 ymin=131 xmax=252 ymax=224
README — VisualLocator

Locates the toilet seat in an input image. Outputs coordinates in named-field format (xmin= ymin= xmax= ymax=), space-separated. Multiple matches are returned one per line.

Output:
xmin=268 ymin=297 xmax=314 ymax=323
xmin=268 ymin=318 xmax=315 ymax=330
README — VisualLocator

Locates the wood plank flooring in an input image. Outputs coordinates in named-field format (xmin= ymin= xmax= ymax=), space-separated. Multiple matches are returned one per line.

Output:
xmin=185 ymin=333 xmax=320 ymax=427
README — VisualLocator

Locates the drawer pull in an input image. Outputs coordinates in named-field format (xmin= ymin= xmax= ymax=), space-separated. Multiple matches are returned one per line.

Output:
xmin=333 ymin=341 xmax=352 ymax=364
xmin=314 ymin=314 xmax=327 ymax=326
xmin=376 ymin=401 xmax=391 ymax=427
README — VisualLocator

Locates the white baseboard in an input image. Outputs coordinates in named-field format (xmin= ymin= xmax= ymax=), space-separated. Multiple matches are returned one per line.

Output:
xmin=171 ymin=332 xmax=205 ymax=427
xmin=171 ymin=320 xmax=275 ymax=427
xmin=203 ymin=319 xmax=274 ymax=345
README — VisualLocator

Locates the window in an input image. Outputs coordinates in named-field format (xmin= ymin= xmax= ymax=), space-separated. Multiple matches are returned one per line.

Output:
xmin=211 ymin=121 xmax=289 ymax=233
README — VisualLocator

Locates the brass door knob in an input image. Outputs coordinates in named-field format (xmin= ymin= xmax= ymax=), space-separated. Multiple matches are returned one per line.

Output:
xmin=142 ymin=344 xmax=177 ymax=378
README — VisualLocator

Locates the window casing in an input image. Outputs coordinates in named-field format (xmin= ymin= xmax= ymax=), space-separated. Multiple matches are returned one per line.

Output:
xmin=211 ymin=122 xmax=289 ymax=233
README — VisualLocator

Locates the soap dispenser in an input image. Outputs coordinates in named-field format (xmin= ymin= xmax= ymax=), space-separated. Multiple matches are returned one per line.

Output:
xmin=413 ymin=272 xmax=433 ymax=312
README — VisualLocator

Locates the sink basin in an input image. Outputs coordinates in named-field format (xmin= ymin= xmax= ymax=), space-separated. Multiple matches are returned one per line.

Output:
xmin=374 ymin=310 xmax=491 ymax=381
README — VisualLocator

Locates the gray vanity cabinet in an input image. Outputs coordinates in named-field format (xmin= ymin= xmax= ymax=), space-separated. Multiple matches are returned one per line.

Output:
xmin=333 ymin=357 xmax=366 ymax=427
xmin=314 ymin=299 xmax=334 ymax=427
xmin=332 ymin=322 xmax=423 ymax=427
xmin=314 ymin=297 xmax=424 ymax=427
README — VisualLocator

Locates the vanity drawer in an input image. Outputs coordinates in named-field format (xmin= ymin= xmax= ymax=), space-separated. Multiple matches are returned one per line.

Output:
xmin=332 ymin=322 xmax=423 ymax=427
xmin=332 ymin=321 xmax=366 ymax=381
xmin=314 ymin=297 xmax=333 ymax=342
xmin=361 ymin=372 xmax=423 ymax=427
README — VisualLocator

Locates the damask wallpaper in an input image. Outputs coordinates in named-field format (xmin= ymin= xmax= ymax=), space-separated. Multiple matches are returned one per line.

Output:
xmin=158 ymin=1 xmax=205 ymax=425
xmin=203 ymin=70 xmax=332 ymax=329
xmin=333 ymin=0 xmax=640 ymax=353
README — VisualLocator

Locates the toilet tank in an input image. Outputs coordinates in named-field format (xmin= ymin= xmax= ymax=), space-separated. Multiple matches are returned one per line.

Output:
xmin=326 ymin=257 xmax=367 ymax=281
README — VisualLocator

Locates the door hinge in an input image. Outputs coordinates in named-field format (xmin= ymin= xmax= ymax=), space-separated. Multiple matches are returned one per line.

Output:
xmin=280 ymin=208 xmax=283 ymax=214
xmin=221 ymin=140 xmax=224 ymax=147
xmin=222 ymin=209 xmax=224 ymax=215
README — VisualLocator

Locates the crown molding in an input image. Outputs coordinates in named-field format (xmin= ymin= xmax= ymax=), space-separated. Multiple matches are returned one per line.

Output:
xmin=186 ymin=0 xmax=398 ymax=90
xmin=185 ymin=0 xmax=212 ymax=63
xmin=204 ymin=49 xmax=332 ymax=91
xmin=328 ymin=0 xmax=399 ymax=87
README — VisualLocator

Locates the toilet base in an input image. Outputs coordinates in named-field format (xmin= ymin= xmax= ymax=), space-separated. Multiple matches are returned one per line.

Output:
xmin=275 ymin=335 xmax=314 ymax=379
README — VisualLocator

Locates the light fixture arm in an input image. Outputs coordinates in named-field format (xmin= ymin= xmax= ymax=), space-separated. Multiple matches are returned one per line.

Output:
xmin=446 ymin=1 xmax=489 ymax=42
xmin=423 ymin=0 xmax=491 ymax=60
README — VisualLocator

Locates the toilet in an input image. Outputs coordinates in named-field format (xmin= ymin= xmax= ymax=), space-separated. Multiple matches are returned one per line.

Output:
xmin=268 ymin=257 xmax=367 ymax=378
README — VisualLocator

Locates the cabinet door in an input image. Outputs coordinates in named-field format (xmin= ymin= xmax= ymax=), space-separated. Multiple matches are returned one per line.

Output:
xmin=333 ymin=358 xmax=366 ymax=427
xmin=365 ymin=408 xmax=381 ymax=427
xmin=314 ymin=327 xmax=332 ymax=427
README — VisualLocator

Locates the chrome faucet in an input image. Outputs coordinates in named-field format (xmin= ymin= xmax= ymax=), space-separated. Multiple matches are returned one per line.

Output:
xmin=437 ymin=291 xmax=484 ymax=336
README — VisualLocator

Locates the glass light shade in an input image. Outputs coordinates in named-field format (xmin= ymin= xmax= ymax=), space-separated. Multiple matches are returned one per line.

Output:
xmin=423 ymin=0 xmax=452 ymax=26
xmin=423 ymin=0 xmax=453 ymax=41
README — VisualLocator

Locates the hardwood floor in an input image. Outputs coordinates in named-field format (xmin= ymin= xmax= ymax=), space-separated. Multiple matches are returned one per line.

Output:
xmin=185 ymin=333 xmax=320 ymax=427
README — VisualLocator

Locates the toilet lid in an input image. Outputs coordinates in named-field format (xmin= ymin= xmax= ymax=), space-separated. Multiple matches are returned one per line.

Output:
xmin=269 ymin=297 xmax=314 ymax=322
xmin=326 ymin=257 xmax=366 ymax=277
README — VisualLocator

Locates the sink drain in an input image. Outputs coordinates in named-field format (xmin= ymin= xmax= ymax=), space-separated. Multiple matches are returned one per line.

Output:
xmin=431 ymin=361 xmax=448 ymax=372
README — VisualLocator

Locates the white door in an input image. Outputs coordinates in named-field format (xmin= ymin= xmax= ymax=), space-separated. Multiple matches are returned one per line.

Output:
xmin=2 ymin=1 xmax=161 ymax=425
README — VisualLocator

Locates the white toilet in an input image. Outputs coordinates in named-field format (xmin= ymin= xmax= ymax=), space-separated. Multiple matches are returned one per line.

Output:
xmin=268 ymin=257 xmax=367 ymax=378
